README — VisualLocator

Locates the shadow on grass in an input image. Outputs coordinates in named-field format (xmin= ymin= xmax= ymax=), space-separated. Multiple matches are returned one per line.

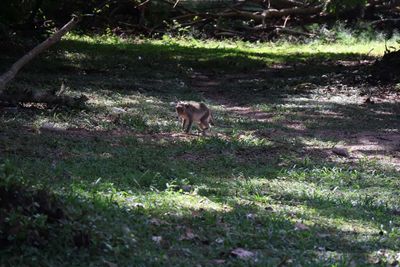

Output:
xmin=0 ymin=38 xmax=375 ymax=103
xmin=1 ymin=37 xmax=399 ymax=266
xmin=1 ymin=118 xmax=399 ymax=265
xmin=253 ymin=100 xmax=399 ymax=132
xmin=1 ymin=170 xmax=397 ymax=266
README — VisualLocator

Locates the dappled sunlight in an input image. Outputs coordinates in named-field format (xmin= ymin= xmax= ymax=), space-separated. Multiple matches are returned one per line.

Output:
xmin=260 ymin=179 xmax=398 ymax=231
xmin=1 ymin=34 xmax=399 ymax=266
xmin=234 ymin=132 xmax=273 ymax=147
xmin=130 ymin=192 xmax=231 ymax=213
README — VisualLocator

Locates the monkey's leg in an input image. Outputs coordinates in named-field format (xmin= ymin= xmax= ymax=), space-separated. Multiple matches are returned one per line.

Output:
xmin=200 ymin=122 xmax=210 ymax=136
xmin=182 ymin=118 xmax=187 ymax=131
xmin=200 ymin=113 xmax=210 ymax=135
xmin=197 ymin=122 xmax=206 ymax=136
xmin=209 ymin=113 xmax=215 ymax=126
xmin=185 ymin=120 xmax=192 ymax=134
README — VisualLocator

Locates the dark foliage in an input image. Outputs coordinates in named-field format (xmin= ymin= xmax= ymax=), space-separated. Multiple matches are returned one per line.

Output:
xmin=1 ymin=0 xmax=399 ymax=41
xmin=372 ymin=48 xmax=400 ymax=84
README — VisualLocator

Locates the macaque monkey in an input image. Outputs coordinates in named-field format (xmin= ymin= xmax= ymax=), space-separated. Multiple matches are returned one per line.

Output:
xmin=175 ymin=101 xmax=214 ymax=135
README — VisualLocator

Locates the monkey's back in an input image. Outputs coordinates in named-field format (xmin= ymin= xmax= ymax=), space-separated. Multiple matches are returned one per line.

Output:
xmin=186 ymin=102 xmax=210 ymax=122
xmin=186 ymin=101 xmax=207 ymax=110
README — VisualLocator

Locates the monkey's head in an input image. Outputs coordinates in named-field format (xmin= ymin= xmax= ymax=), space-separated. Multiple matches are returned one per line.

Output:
xmin=175 ymin=102 xmax=188 ymax=115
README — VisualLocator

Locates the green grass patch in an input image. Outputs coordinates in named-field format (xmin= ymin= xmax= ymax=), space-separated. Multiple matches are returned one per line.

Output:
xmin=0 ymin=35 xmax=399 ymax=266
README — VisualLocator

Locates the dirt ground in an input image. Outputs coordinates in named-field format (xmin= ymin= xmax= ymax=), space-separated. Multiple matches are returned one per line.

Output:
xmin=189 ymin=69 xmax=400 ymax=170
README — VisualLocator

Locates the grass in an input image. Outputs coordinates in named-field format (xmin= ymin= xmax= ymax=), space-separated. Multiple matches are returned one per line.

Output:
xmin=0 ymin=34 xmax=399 ymax=266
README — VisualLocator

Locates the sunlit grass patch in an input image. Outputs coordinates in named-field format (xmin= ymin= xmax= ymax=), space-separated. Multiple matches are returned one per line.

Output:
xmin=153 ymin=34 xmax=398 ymax=58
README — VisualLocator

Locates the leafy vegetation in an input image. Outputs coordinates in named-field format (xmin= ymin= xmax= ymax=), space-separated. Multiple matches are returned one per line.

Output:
xmin=0 ymin=35 xmax=399 ymax=266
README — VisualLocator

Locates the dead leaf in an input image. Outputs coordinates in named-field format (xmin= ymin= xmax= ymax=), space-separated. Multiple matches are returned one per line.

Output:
xmin=103 ymin=260 xmax=118 ymax=267
xmin=152 ymin=236 xmax=162 ymax=244
xmin=365 ymin=97 xmax=375 ymax=104
xmin=265 ymin=206 xmax=274 ymax=211
xmin=149 ymin=218 xmax=169 ymax=226
xmin=230 ymin=248 xmax=255 ymax=259
xmin=181 ymin=185 xmax=192 ymax=192
xmin=391 ymin=209 xmax=400 ymax=215
xmin=132 ymin=203 xmax=145 ymax=208
xmin=191 ymin=210 xmax=201 ymax=217
xmin=215 ymin=237 xmax=224 ymax=244
xmin=211 ymin=259 xmax=226 ymax=264
xmin=295 ymin=222 xmax=309 ymax=231
xmin=246 ymin=213 xmax=255 ymax=220
xmin=179 ymin=228 xmax=198 ymax=241
xmin=367 ymin=256 xmax=381 ymax=265
xmin=332 ymin=147 xmax=350 ymax=157
xmin=277 ymin=256 xmax=291 ymax=267
xmin=149 ymin=218 xmax=162 ymax=226
xmin=316 ymin=232 xmax=330 ymax=238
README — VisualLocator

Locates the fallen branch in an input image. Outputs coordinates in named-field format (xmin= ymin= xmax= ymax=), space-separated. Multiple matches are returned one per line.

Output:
xmin=169 ymin=2 xmax=324 ymax=23
xmin=371 ymin=18 xmax=400 ymax=25
xmin=0 ymin=89 xmax=88 ymax=109
xmin=173 ymin=0 xmax=181 ymax=8
xmin=242 ymin=0 xmax=306 ymax=9
xmin=0 ymin=15 xmax=79 ymax=92
xmin=274 ymin=27 xmax=315 ymax=37
xmin=193 ymin=4 xmax=325 ymax=23
xmin=158 ymin=0 xmax=195 ymax=14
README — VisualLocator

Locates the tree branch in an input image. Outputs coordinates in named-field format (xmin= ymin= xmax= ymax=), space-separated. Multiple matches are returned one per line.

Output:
xmin=0 ymin=15 xmax=79 ymax=92
xmin=217 ymin=4 xmax=324 ymax=22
